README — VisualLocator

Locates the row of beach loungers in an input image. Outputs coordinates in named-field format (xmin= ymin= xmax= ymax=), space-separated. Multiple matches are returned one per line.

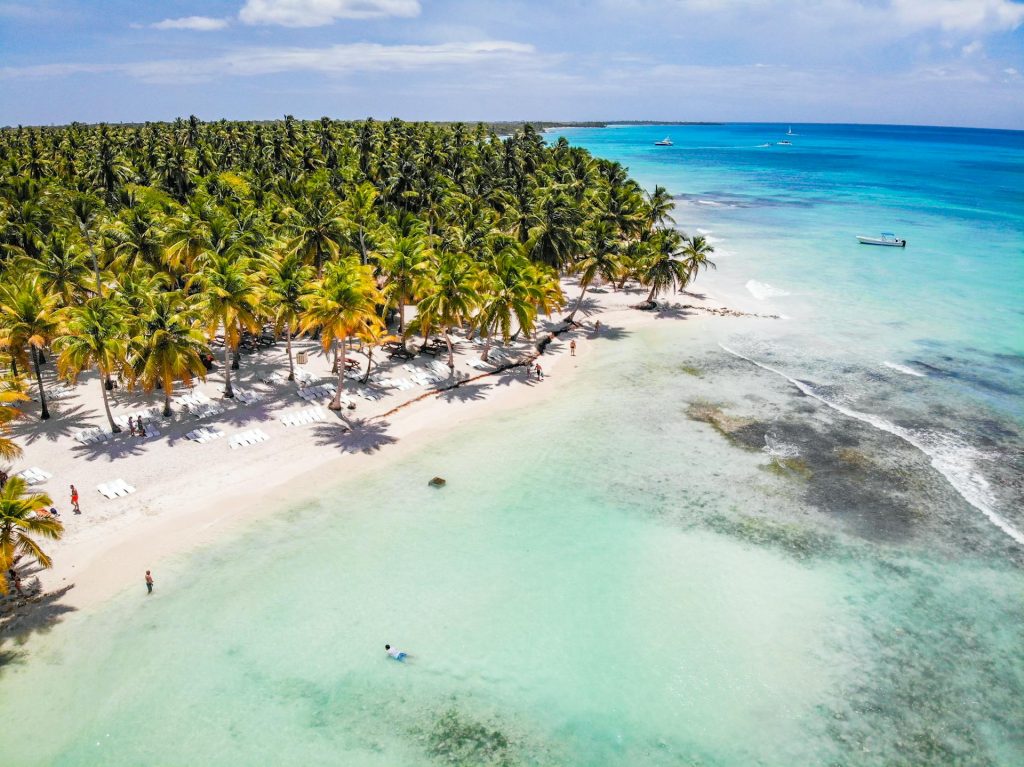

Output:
xmin=174 ymin=392 xmax=224 ymax=418
xmin=97 ymin=478 xmax=136 ymax=499
xmin=279 ymin=406 xmax=328 ymax=427
xmin=17 ymin=466 xmax=52 ymax=485
xmin=228 ymin=429 xmax=270 ymax=449
xmin=185 ymin=426 xmax=225 ymax=444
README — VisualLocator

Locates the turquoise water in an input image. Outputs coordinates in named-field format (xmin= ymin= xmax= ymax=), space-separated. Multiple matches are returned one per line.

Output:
xmin=1 ymin=125 xmax=1023 ymax=765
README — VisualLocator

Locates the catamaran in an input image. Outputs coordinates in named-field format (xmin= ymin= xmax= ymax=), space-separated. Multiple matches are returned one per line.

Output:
xmin=654 ymin=137 xmax=673 ymax=146
xmin=857 ymin=232 xmax=906 ymax=247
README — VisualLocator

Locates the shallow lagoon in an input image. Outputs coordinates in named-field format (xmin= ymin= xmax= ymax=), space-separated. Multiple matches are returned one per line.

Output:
xmin=2 ymin=320 xmax=1021 ymax=766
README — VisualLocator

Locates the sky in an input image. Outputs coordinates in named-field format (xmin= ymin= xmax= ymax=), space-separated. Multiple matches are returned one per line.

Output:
xmin=0 ymin=0 xmax=1022 ymax=128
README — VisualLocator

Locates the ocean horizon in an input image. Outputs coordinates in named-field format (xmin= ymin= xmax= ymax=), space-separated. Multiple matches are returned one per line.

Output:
xmin=0 ymin=121 xmax=1021 ymax=765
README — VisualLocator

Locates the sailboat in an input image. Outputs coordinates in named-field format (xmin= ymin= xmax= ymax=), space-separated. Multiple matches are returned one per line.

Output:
xmin=786 ymin=126 xmax=795 ymax=136
xmin=654 ymin=136 xmax=673 ymax=146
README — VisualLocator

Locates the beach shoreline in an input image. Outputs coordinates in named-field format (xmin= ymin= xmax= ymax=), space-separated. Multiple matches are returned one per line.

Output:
xmin=1 ymin=281 xmax=741 ymax=633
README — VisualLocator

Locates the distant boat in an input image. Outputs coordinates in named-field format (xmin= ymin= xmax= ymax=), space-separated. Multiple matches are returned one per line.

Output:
xmin=786 ymin=126 xmax=795 ymax=136
xmin=857 ymin=232 xmax=906 ymax=247
xmin=654 ymin=137 xmax=673 ymax=146
xmin=776 ymin=140 xmax=792 ymax=146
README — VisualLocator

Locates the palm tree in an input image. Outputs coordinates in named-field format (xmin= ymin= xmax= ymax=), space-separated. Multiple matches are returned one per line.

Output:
xmin=568 ymin=220 xmax=621 ymax=322
xmin=378 ymin=234 xmax=429 ymax=334
xmin=0 ymin=477 xmax=62 ymax=596
xmin=67 ymin=192 xmax=108 ymax=296
xmin=476 ymin=247 xmax=538 ymax=358
xmin=646 ymin=185 xmax=676 ymax=229
xmin=284 ymin=187 xmax=347 ymax=275
xmin=300 ymin=257 xmax=382 ymax=410
xmin=129 ymin=292 xmax=208 ymax=417
xmin=260 ymin=247 xmax=313 ymax=382
xmin=21 ymin=232 xmax=91 ymax=306
xmin=191 ymin=253 xmax=259 ymax=399
xmin=54 ymin=297 xmax=128 ymax=433
xmin=680 ymin=234 xmax=716 ymax=290
xmin=0 ymin=280 xmax=61 ymax=420
xmin=639 ymin=229 xmax=690 ymax=304
xmin=413 ymin=252 xmax=480 ymax=373
xmin=0 ymin=377 xmax=27 ymax=461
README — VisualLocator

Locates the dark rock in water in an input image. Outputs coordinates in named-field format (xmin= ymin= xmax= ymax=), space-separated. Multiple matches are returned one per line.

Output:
xmin=429 ymin=476 xmax=446 ymax=488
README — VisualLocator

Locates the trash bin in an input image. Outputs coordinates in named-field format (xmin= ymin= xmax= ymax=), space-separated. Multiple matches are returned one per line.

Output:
xmin=296 ymin=351 xmax=308 ymax=364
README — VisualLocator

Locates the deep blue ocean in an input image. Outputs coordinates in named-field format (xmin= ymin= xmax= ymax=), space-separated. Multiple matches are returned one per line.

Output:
xmin=553 ymin=122 xmax=1024 ymax=546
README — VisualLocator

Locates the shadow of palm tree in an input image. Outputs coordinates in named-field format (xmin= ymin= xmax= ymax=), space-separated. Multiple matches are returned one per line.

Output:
xmin=493 ymin=370 xmax=537 ymax=388
xmin=0 ymin=585 xmax=78 ymax=663
xmin=312 ymin=418 xmax=397 ymax=454
xmin=654 ymin=304 xmax=695 ymax=320
xmin=590 ymin=325 xmax=632 ymax=342
xmin=437 ymin=382 xmax=491 ymax=403
xmin=563 ymin=296 xmax=602 ymax=319
xmin=8 ymin=403 xmax=100 ymax=445
xmin=70 ymin=433 xmax=150 ymax=462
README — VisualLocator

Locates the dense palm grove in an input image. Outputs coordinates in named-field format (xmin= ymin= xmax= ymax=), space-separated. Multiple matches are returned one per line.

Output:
xmin=0 ymin=116 xmax=717 ymax=595
xmin=0 ymin=116 xmax=715 ymax=439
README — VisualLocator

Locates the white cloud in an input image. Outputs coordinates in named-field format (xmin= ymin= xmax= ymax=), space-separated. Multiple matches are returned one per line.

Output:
xmin=239 ymin=0 xmax=420 ymax=27
xmin=890 ymin=0 xmax=1024 ymax=34
xmin=0 ymin=40 xmax=537 ymax=83
xmin=961 ymin=40 xmax=984 ymax=55
xmin=152 ymin=16 xmax=230 ymax=31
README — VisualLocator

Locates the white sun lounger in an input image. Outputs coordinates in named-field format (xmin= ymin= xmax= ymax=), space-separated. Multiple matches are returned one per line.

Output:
xmin=233 ymin=388 xmax=264 ymax=405
xmin=74 ymin=426 xmax=111 ymax=445
xmin=228 ymin=428 xmax=271 ymax=449
xmin=185 ymin=427 xmax=225 ymax=444
xmin=97 ymin=478 xmax=137 ymax=499
xmin=17 ymin=467 xmax=52 ymax=484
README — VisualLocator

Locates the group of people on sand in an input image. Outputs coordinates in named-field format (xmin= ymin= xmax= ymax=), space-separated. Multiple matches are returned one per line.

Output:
xmin=127 ymin=416 xmax=148 ymax=438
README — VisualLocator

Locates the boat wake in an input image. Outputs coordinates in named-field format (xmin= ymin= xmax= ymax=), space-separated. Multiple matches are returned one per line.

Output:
xmin=883 ymin=361 xmax=926 ymax=378
xmin=720 ymin=344 xmax=1024 ymax=547
xmin=745 ymin=280 xmax=791 ymax=300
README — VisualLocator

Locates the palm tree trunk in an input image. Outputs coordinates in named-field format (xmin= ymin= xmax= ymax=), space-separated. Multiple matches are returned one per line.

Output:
xmin=568 ymin=281 xmax=589 ymax=322
xmin=221 ymin=340 xmax=234 ymax=398
xmin=481 ymin=335 xmax=491 ymax=362
xmin=444 ymin=331 xmax=455 ymax=375
xmin=10 ymin=354 xmax=18 ymax=377
xmin=398 ymin=295 xmax=405 ymax=334
xmin=361 ymin=347 xmax=373 ymax=384
xmin=31 ymin=347 xmax=49 ymax=420
xmin=163 ymin=377 xmax=173 ymax=417
xmin=84 ymin=231 xmax=102 ymax=298
xmin=232 ymin=350 xmax=240 ymax=371
xmin=646 ymin=283 xmax=658 ymax=303
xmin=99 ymin=373 xmax=119 ymax=432
xmin=329 ymin=337 xmax=345 ymax=410
xmin=286 ymin=327 xmax=295 ymax=382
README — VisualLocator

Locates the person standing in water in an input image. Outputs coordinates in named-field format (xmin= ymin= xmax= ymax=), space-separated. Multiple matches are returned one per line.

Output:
xmin=145 ymin=570 xmax=154 ymax=594
xmin=385 ymin=644 xmax=408 ymax=661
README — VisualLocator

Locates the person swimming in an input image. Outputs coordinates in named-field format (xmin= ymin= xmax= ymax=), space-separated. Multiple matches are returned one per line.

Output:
xmin=385 ymin=644 xmax=407 ymax=661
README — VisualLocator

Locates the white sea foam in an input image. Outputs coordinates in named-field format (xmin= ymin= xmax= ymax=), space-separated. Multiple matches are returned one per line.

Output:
xmin=883 ymin=361 xmax=926 ymax=378
xmin=696 ymin=199 xmax=726 ymax=207
xmin=720 ymin=344 xmax=1024 ymax=547
xmin=763 ymin=433 xmax=800 ymax=459
xmin=745 ymin=280 xmax=791 ymax=301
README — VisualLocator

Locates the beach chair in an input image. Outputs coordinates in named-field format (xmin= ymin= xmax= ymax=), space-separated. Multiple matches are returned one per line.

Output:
xmin=97 ymin=479 xmax=136 ymax=499
xmin=17 ymin=467 xmax=52 ymax=485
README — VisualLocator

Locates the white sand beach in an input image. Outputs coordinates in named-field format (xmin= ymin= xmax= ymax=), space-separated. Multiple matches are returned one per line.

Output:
xmin=1 ymin=281 xmax=732 ymax=622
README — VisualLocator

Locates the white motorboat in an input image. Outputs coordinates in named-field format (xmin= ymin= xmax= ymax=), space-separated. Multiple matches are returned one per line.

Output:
xmin=857 ymin=232 xmax=906 ymax=247
xmin=776 ymin=140 xmax=792 ymax=146
xmin=654 ymin=137 xmax=673 ymax=146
